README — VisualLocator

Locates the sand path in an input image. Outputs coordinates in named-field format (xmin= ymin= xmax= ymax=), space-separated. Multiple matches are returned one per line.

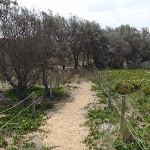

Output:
xmin=41 ymin=81 xmax=96 ymax=150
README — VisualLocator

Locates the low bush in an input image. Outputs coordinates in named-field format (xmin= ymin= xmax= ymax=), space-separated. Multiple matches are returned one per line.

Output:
xmin=143 ymin=87 xmax=150 ymax=96
xmin=114 ymin=82 xmax=141 ymax=95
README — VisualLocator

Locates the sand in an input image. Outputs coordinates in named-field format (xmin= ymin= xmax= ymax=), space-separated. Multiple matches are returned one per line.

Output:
xmin=40 ymin=81 xmax=96 ymax=150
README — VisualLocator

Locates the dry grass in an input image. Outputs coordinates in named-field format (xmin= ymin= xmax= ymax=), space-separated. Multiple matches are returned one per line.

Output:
xmin=43 ymin=67 xmax=95 ymax=86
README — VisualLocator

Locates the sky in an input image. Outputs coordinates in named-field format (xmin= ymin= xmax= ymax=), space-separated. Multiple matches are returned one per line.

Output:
xmin=16 ymin=0 xmax=150 ymax=30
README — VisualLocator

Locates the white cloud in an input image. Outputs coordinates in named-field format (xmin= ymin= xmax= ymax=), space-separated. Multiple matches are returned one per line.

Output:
xmin=17 ymin=0 xmax=150 ymax=29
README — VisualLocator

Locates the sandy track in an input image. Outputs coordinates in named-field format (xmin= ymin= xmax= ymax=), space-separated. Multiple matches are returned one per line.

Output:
xmin=42 ymin=81 xmax=96 ymax=150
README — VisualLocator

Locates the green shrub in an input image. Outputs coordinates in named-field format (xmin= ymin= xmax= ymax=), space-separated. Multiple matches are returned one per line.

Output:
xmin=115 ymin=82 xmax=128 ymax=95
xmin=0 ymin=74 xmax=6 ymax=82
xmin=113 ymin=137 xmax=146 ymax=150
xmin=114 ymin=82 xmax=141 ymax=95
xmin=131 ymin=82 xmax=141 ymax=91
xmin=23 ymin=141 xmax=36 ymax=148
xmin=0 ymin=139 xmax=8 ymax=147
xmin=50 ymin=87 xmax=68 ymax=100
xmin=4 ymin=89 xmax=17 ymax=99
xmin=143 ymin=87 xmax=150 ymax=96
xmin=4 ymin=86 xmax=45 ymax=99
xmin=35 ymin=103 xmax=54 ymax=110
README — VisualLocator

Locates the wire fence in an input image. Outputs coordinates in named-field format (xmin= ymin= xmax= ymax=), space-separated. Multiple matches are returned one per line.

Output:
xmin=0 ymin=89 xmax=48 ymax=132
xmin=111 ymin=100 xmax=146 ymax=150
xmin=126 ymin=101 xmax=150 ymax=126
xmin=92 ymin=65 xmax=148 ymax=150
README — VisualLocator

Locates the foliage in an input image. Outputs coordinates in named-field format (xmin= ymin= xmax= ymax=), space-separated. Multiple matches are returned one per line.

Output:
xmin=23 ymin=141 xmax=36 ymax=149
xmin=1 ymin=1 xmax=150 ymax=100
xmin=114 ymin=82 xmax=141 ymax=94
xmin=4 ymin=85 xmax=68 ymax=101
xmin=115 ymin=82 xmax=128 ymax=94
xmin=0 ymin=139 xmax=8 ymax=148
xmin=51 ymin=87 xmax=68 ymax=100
xmin=4 ymin=86 xmax=45 ymax=99
xmin=143 ymin=87 xmax=150 ymax=96
xmin=86 ymin=69 xmax=150 ymax=149
xmin=0 ymin=105 xmax=50 ymax=135
xmin=0 ymin=82 xmax=69 ymax=149
xmin=112 ymin=138 xmax=144 ymax=150
xmin=0 ymin=99 xmax=54 ymax=148
xmin=0 ymin=74 xmax=6 ymax=82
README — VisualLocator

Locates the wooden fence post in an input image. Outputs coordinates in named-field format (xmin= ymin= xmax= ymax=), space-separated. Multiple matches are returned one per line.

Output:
xmin=58 ymin=72 xmax=59 ymax=88
xmin=121 ymin=95 xmax=126 ymax=130
xmin=62 ymin=69 xmax=65 ymax=85
xmin=108 ymin=82 xmax=111 ymax=108
xmin=32 ymin=92 xmax=35 ymax=119
xmin=98 ymin=73 xmax=101 ymax=87
xmin=50 ymin=80 xmax=52 ymax=99
xmin=102 ymin=75 xmax=104 ymax=93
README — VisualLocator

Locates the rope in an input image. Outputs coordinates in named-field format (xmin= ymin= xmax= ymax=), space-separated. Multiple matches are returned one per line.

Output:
xmin=0 ymin=103 xmax=32 ymax=132
xmin=0 ymin=88 xmax=44 ymax=114
xmin=34 ymin=91 xmax=48 ymax=103
xmin=0 ymin=93 xmax=32 ymax=114
xmin=0 ymin=90 xmax=48 ymax=132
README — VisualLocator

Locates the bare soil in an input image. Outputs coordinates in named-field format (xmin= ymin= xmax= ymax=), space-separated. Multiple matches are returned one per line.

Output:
xmin=28 ymin=81 xmax=98 ymax=150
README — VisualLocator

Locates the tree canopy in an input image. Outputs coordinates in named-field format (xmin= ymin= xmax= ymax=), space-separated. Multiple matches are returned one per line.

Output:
xmin=0 ymin=0 xmax=150 ymax=100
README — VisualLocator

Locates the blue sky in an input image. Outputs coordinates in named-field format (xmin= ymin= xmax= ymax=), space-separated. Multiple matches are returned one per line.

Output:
xmin=16 ymin=0 xmax=150 ymax=30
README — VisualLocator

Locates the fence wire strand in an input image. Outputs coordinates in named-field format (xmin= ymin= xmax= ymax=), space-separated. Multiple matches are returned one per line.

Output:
xmin=126 ymin=101 xmax=150 ymax=126
xmin=0 ymin=89 xmax=43 ymax=114
xmin=0 ymin=91 xmax=48 ymax=132
xmin=93 ymin=68 xmax=148 ymax=150
xmin=0 ymin=93 xmax=32 ymax=114
xmin=112 ymin=100 xmax=147 ymax=150
xmin=0 ymin=103 xmax=32 ymax=132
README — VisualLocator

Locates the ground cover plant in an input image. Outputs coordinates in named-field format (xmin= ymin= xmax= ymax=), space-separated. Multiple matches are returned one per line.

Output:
xmin=85 ymin=69 xmax=150 ymax=149
xmin=0 ymin=84 xmax=68 ymax=149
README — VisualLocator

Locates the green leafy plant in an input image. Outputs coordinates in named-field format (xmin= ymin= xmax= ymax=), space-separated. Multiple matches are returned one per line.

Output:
xmin=23 ymin=141 xmax=36 ymax=148
xmin=0 ymin=139 xmax=8 ymax=148
xmin=115 ymin=82 xmax=128 ymax=94
xmin=86 ymin=69 xmax=150 ymax=149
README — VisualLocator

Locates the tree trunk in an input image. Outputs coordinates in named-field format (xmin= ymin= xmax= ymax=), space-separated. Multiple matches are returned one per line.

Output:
xmin=20 ymin=82 xmax=28 ymax=101
xmin=62 ymin=65 xmax=65 ymax=70
xmin=82 ymin=52 xmax=85 ymax=67
xmin=127 ymin=58 xmax=129 ymax=68
xmin=87 ymin=51 xmax=90 ymax=65
xmin=74 ymin=58 xmax=78 ymax=69
xmin=94 ymin=54 xmax=99 ymax=68
xmin=18 ymin=80 xmax=28 ymax=100
xmin=3 ymin=72 xmax=27 ymax=100
xmin=43 ymin=70 xmax=48 ymax=94
xmin=73 ymin=53 xmax=79 ymax=69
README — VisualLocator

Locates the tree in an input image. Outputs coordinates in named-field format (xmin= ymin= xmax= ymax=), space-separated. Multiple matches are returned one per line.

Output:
xmin=53 ymin=14 xmax=70 ymax=70
xmin=89 ymin=22 xmax=108 ymax=69
xmin=140 ymin=28 xmax=150 ymax=62
xmin=0 ymin=5 xmax=41 ymax=100
xmin=106 ymin=25 xmax=141 ymax=69
xmin=106 ymin=27 xmax=131 ymax=68
xmin=116 ymin=25 xmax=141 ymax=67
xmin=67 ymin=16 xmax=83 ymax=69
xmin=39 ymin=10 xmax=56 ymax=94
